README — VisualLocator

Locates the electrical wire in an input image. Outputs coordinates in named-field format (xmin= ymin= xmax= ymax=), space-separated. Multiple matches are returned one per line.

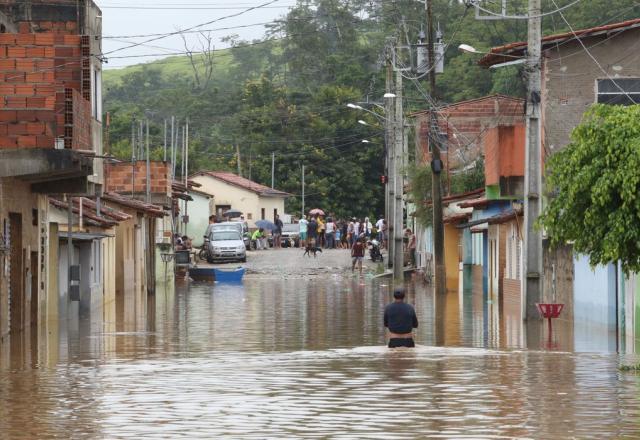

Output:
xmin=472 ymin=0 xmax=583 ymax=20
xmin=102 ymin=0 xmax=282 ymax=56
xmin=549 ymin=0 xmax=637 ymax=102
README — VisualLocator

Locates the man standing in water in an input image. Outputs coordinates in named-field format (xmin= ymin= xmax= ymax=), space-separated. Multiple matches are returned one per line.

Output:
xmin=384 ymin=288 xmax=418 ymax=348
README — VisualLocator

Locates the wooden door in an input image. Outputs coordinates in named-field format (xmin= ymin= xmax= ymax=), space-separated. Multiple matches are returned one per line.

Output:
xmin=9 ymin=213 xmax=23 ymax=333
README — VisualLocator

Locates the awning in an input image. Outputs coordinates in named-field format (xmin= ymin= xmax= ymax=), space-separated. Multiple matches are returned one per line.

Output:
xmin=456 ymin=208 xmax=521 ymax=230
xmin=58 ymin=231 xmax=113 ymax=241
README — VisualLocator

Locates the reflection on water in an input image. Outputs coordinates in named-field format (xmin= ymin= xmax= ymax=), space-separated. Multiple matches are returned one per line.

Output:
xmin=1 ymin=276 xmax=639 ymax=438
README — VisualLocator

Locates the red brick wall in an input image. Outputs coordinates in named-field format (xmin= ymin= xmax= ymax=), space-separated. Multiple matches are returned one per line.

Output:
xmin=484 ymin=124 xmax=525 ymax=186
xmin=105 ymin=161 xmax=172 ymax=197
xmin=416 ymin=96 xmax=525 ymax=171
xmin=0 ymin=30 xmax=89 ymax=150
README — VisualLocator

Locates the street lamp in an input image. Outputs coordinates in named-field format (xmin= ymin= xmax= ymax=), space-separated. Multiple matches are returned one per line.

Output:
xmin=358 ymin=119 xmax=369 ymax=126
xmin=383 ymin=93 xmax=397 ymax=99
xmin=361 ymin=140 xmax=371 ymax=144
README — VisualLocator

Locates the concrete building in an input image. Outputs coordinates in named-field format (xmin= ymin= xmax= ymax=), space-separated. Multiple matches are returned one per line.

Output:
xmin=480 ymin=18 xmax=640 ymax=350
xmin=190 ymin=171 xmax=289 ymax=229
xmin=105 ymin=161 xmax=175 ymax=284
xmin=101 ymin=193 xmax=164 ymax=332
xmin=0 ymin=0 xmax=103 ymax=340
xmin=411 ymin=94 xmax=524 ymax=177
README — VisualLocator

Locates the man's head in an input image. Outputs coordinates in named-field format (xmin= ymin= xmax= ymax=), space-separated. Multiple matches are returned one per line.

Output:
xmin=405 ymin=228 xmax=413 ymax=234
xmin=302 ymin=215 xmax=306 ymax=220
xmin=393 ymin=288 xmax=406 ymax=301
xmin=209 ymin=215 xmax=216 ymax=223
xmin=259 ymin=228 xmax=264 ymax=233
xmin=276 ymin=214 xmax=279 ymax=220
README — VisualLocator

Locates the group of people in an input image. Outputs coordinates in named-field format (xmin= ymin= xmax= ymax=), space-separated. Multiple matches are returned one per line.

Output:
xmin=297 ymin=215 xmax=389 ymax=250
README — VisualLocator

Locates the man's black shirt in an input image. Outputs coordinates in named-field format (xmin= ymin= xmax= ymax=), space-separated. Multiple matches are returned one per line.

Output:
xmin=384 ymin=302 xmax=418 ymax=334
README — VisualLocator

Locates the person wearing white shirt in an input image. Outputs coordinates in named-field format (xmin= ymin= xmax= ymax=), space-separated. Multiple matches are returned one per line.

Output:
xmin=299 ymin=215 xmax=309 ymax=247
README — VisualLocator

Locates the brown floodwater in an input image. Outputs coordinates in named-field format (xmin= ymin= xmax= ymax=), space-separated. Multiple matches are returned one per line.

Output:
xmin=1 ymin=275 xmax=639 ymax=439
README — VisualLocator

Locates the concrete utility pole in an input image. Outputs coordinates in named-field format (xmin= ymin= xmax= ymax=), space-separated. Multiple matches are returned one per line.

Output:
xmin=271 ymin=152 xmax=275 ymax=188
xmin=524 ymin=0 xmax=543 ymax=319
xmin=131 ymin=121 xmax=136 ymax=198
xmin=163 ymin=119 xmax=167 ymax=162
xmin=427 ymin=0 xmax=446 ymax=296
xmin=145 ymin=119 xmax=150 ymax=203
xmin=393 ymin=69 xmax=404 ymax=281
xmin=385 ymin=50 xmax=394 ymax=270
xmin=236 ymin=144 xmax=242 ymax=176
xmin=301 ymin=164 xmax=305 ymax=217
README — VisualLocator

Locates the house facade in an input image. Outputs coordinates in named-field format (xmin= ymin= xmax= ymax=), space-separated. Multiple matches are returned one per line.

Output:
xmin=0 ymin=0 xmax=103 ymax=340
xmin=190 ymin=171 xmax=289 ymax=229
xmin=481 ymin=18 xmax=640 ymax=351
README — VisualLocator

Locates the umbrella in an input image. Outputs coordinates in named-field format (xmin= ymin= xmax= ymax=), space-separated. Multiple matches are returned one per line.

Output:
xmin=222 ymin=209 xmax=243 ymax=218
xmin=255 ymin=219 xmax=277 ymax=230
xmin=309 ymin=208 xmax=325 ymax=216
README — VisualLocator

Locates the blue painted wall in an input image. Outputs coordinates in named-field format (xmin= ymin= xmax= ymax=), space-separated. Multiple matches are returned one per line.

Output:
xmin=573 ymin=254 xmax=618 ymax=352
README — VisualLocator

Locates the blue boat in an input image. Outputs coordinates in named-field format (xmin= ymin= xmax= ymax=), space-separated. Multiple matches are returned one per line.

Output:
xmin=213 ymin=267 xmax=245 ymax=283
xmin=189 ymin=266 xmax=216 ymax=282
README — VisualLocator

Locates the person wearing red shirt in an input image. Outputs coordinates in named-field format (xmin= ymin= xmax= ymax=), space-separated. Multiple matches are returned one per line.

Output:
xmin=351 ymin=236 xmax=365 ymax=274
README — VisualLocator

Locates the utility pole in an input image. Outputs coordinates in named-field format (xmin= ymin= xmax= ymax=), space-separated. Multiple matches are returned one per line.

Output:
xmin=184 ymin=118 xmax=190 ymax=237
xmin=236 ymin=144 xmax=242 ymax=176
xmin=427 ymin=0 xmax=446 ymax=296
xmin=170 ymin=116 xmax=175 ymax=178
xmin=145 ymin=119 xmax=150 ymax=203
xmin=385 ymin=49 xmax=394 ymax=270
xmin=301 ymin=164 xmax=305 ymax=217
xmin=524 ymin=0 xmax=543 ymax=320
xmin=393 ymin=69 xmax=404 ymax=281
xmin=271 ymin=152 xmax=275 ymax=188
xmin=163 ymin=119 xmax=167 ymax=162
xmin=131 ymin=121 xmax=136 ymax=198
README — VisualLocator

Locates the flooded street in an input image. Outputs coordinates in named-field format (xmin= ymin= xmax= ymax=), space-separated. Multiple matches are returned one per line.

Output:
xmin=1 ymin=250 xmax=640 ymax=439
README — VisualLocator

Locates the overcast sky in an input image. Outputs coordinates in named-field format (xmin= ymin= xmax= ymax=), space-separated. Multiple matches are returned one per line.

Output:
xmin=95 ymin=1 xmax=297 ymax=69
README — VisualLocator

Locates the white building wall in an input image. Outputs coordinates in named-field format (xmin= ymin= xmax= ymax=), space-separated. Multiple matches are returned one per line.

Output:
xmin=191 ymin=175 xmax=286 ymax=229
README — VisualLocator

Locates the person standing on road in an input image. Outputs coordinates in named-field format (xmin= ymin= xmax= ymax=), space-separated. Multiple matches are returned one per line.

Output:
xmin=273 ymin=214 xmax=284 ymax=249
xmin=384 ymin=288 xmax=418 ymax=348
xmin=381 ymin=219 xmax=389 ymax=250
xmin=299 ymin=215 xmax=308 ymax=247
xmin=351 ymin=236 xmax=365 ymax=275
xmin=317 ymin=216 xmax=326 ymax=248
xmin=308 ymin=216 xmax=318 ymax=247
xmin=325 ymin=217 xmax=336 ymax=249
xmin=405 ymin=228 xmax=416 ymax=267
xmin=375 ymin=216 xmax=384 ymax=242
xmin=347 ymin=219 xmax=355 ymax=248
xmin=341 ymin=220 xmax=349 ymax=249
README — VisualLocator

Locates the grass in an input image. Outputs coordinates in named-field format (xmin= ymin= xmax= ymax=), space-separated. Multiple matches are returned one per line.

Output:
xmin=619 ymin=364 xmax=640 ymax=372
xmin=104 ymin=50 xmax=234 ymax=88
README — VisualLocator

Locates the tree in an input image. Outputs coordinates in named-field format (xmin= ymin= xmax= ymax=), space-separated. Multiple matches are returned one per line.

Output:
xmin=538 ymin=104 xmax=640 ymax=273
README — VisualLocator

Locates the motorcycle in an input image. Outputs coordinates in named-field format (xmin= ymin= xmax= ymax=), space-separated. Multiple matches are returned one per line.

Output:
xmin=198 ymin=236 xmax=211 ymax=262
xmin=367 ymin=238 xmax=383 ymax=262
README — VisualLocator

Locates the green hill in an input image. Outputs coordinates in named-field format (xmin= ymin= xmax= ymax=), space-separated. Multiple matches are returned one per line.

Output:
xmin=104 ymin=50 xmax=234 ymax=88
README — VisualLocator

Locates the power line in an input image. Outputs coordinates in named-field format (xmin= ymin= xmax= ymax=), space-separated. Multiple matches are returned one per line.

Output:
xmin=472 ymin=0 xmax=582 ymax=20
xmin=102 ymin=0 xmax=283 ymax=56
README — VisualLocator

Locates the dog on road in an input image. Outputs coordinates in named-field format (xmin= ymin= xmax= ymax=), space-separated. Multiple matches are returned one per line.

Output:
xmin=303 ymin=243 xmax=323 ymax=258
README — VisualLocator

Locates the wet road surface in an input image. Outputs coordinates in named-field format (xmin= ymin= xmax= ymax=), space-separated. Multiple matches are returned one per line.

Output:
xmin=1 ymin=249 xmax=639 ymax=439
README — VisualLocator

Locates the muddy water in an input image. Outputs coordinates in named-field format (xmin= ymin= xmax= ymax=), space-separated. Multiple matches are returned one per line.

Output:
xmin=1 ymin=276 xmax=639 ymax=439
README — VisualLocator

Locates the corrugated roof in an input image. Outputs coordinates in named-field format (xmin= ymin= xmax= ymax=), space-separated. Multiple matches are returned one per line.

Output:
xmin=479 ymin=18 xmax=640 ymax=67
xmin=49 ymin=198 xmax=122 ymax=228
xmin=193 ymin=171 xmax=290 ymax=197
xmin=102 ymin=193 xmax=166 ymax=217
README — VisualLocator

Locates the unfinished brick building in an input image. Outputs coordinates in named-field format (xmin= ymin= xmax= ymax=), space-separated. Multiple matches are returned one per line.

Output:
xmin=0 ymin=0 xmax=103 ymax=341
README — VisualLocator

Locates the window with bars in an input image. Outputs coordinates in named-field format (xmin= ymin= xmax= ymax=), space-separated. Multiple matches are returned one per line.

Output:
xmin=597 ymin=78 xmax=640 ymax=105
